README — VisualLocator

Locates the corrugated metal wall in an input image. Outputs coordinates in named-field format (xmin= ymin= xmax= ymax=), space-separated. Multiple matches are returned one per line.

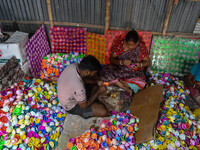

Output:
xmin=51 ymin=0 xmax=106 ymax=33
xmin=0 ymin=0 xmax=49 ymax=33
xmin=110 ymin=0 xmax=169 ymax=32
xmin=0 ymin=0 xmax=49 ymax=20
xmin=0 ymin=0 xmax=200 ymax=35
xmin=168 ymin=1 xmax=200 ymax=33
xmin=51 ymin=0 xmax=105 ymax=24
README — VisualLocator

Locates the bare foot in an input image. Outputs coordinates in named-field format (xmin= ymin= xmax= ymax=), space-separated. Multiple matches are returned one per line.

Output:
xmin=194 ymin=96 xmax=200 ymax=107
xmin=115 ymin=81 xmax=132 ymax=96
xmin=124 ymin=87 xmax=132 ymax=96
xmin=120 ymin=80 xmax=129 ymax=87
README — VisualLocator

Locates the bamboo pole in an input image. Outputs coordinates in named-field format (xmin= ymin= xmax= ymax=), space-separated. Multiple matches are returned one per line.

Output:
xmin=46 ymin=0 xmax=54 ymax=27
xmin=162 ymin=0 xmax=174 ymax=36
xmin=105 ymin=0 xmax=111 ymax=34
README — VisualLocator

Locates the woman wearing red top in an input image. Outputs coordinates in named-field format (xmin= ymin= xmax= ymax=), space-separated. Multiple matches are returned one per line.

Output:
xmin=101 ymin=29 xmax=151 ymax=96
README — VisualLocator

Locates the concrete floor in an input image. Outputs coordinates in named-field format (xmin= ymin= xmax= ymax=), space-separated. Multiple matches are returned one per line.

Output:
xmin=55 ymin=85 xmax=200 ymax=150
xmin=56 ymin=113 xmax=107 ymax=150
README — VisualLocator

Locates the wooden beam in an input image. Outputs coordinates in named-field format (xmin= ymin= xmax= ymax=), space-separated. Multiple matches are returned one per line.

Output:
xmin=162 ymin=0 xmax=174 ymax=36
xmin=54 ymin=22 xmax=105 ymax=29
xmin=110 ymin=27 xmax=200 ymax=38
xmin=0 ymin=19 xmax=200 ymax=38
xmin=105 ymin=0 xmax=111 ymax=34
xmin=46 ymin=0 xmax=54 ymax=26
xmin=110 ymin=27 xmax=130 ymax=31
xmin=166 ymin=32 xmax=200 ymax=38
xmin=0 ymin=20 xmax=49 ymax=25
xmin=0 ymin=20 xmax=105 ymax=29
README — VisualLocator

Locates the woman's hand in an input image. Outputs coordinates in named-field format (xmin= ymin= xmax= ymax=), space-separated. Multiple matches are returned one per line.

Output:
xmin=122 ymin=59 xmax=131 ymax=66
xmin=132 ymin=63 xmax=141 ymax=69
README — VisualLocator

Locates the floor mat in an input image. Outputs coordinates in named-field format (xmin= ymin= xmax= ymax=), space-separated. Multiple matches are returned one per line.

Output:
xmin=185 ymin=95 xmax=200 ymax=110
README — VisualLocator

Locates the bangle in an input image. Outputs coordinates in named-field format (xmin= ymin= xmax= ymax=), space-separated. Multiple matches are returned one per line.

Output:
xmin=120 ymin=60 xmax=122 ymax=65
xmin=140 ymin=63 xmax=143 ymax=67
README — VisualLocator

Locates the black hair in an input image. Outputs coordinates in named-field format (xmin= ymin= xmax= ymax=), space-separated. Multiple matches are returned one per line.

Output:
xmin=125 ymin=29 xmax=139 ymax=43
xmin=79 ymin=55 xmax=101 ymax=71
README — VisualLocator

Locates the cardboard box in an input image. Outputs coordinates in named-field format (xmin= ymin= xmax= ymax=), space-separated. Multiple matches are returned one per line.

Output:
xmin=129 ymin=85 xmax=163 ymax=143
xmin=0 ymin=31 xmax=29 ymax=66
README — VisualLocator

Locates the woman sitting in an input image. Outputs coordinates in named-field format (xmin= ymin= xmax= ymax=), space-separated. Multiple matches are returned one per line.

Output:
xmin=101 ymin=29 xmax=151 ymax=96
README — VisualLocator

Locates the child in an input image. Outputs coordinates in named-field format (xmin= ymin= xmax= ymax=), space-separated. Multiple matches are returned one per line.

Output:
xmin=186 ymin=63 xmax=200 ymax=107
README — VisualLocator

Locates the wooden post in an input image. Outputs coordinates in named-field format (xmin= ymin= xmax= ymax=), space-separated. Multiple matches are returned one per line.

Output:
xmin=162 ymin=0 xmax=174 ymax=35
xmin=47 ymin=0 xmax=54 ymax=27
xmin=105 ymin=0 xmax=111 ymax=34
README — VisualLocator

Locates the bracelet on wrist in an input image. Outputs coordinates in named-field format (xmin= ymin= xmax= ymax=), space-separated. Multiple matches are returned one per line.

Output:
xmin=120 ymin=60 xmax=122 ymax=65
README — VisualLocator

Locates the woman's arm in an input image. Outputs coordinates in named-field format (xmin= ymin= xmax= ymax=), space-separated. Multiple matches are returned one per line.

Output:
xmin=186 ymin=73 xmax=195 ymax=87
xmin=133 ymin=56 xmax=151 ymax=69
xmin=110 ymin=53 xmax=121 ymax=65
xmin=140 ymin=56 xmax=151 ymax=67
xmin=110 ymin=53 xmax=131 ymax=66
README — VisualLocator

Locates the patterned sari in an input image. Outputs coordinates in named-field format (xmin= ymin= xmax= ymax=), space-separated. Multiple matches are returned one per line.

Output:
xmin=101 ymin=38 xmax=149 ymax=93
